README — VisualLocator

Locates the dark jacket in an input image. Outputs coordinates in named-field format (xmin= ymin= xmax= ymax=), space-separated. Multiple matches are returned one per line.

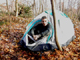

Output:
xmin=30 ymin=23 xmax=52 ymax=39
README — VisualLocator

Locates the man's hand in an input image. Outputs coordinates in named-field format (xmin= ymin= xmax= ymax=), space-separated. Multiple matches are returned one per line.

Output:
xmin=33 ymin=35 xmax=40 ymax=40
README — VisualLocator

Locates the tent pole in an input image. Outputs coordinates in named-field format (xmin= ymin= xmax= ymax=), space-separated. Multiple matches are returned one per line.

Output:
xmin=50 ymin=0 xmax=62 ymax=51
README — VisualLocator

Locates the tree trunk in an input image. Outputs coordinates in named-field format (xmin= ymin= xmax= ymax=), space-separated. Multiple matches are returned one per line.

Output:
xmin=71 ymin=0 xmax=73 ymax=19
xmin=67 ymin=0 xmax=69 ymax=15
xmin=77 ymin=0 xmax=80 ymax=14
xmin=54 ymin=0 xmax=57 ymax=9
xmin=50 ymin=0 xmax=62 ymax=51
xmin=15 ymin=0 xmax=18 ymax=17
xmin=59 ymin=0 xmax=62 ymax=11
xmin=39 ymin=0 xmax=42 ymax=13
xmin=38 ymin=0 xmax=41 ymax=14
xmin=42 ymin=0 xmax=44 ymax=12
xmin=32 ymin=0 xmax=36 ymax=17
xmin=62 ymin=0 xmax=64 ymax=12
xmin=11 ymin=0 xmax=15 ymax=12
xmin=61 ymin=0 xmax=62 ymax=11
xmin=6 ymin=0 xmax=9 ymax=12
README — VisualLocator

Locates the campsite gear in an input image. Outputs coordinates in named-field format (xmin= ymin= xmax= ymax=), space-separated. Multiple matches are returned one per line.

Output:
xmin=19 ymin=10 xmax=76 ymax=51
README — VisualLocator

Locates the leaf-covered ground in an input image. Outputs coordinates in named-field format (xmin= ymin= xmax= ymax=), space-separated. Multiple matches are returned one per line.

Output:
xmin=0 ymin=16 xmax=80 ymax=60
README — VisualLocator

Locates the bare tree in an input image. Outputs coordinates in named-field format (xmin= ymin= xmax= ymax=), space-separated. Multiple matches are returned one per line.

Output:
xmin=54 ymin=0 xmax=57 ymax=9
xmin=39 ymin=0 xmax=43 ymax=14
xmin=6 ymin=0 xmax=9 ymax=12
xmin=68 ymin=0 xmax=77 ymax=19
xmin=77 ymin=0 xmax=80 ymax=15
xmin=42 ymin=0 xmax=44 ymax=12
xmin=33 ymin=0 xmax=36 ymax=17
xmin=10 ymin=0 xmax=15 ymax=12
xmin=15 ymin=0 xmax=18 ymax=17
xmin=51 ymin=0 xmax=62 ymax=51
xmin=62 ymin=0 xmax=64 ymax=12
xmin=77 ymin=0 xmax=80 ymax=20
xmin=43 ymin=0 xmax=48 ymax=11
xmin=59 ymin=0 xmax=62 ymax=11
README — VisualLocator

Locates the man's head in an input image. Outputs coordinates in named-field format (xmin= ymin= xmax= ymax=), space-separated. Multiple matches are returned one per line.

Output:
xmin=41 ymin=16 xmax=48 ymax=26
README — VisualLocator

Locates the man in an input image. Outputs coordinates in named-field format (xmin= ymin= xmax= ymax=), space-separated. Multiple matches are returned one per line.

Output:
xmin=30 ymin=16 xmax=52 ymax=41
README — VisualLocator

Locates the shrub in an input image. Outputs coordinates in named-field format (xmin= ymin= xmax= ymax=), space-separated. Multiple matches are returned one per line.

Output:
xmin=18 ymin=4 xmax=32 ymax=18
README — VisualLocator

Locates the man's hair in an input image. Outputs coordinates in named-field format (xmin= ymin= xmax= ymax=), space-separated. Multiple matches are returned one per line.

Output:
xmin=41 ymin=16 xmax=47 ymax=20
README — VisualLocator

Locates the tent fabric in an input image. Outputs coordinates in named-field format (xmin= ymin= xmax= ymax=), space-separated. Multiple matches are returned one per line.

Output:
xmin=45 ymin=10 xmax=75 ymax=45
xmin=19 ymin=10 xmax=76 ymax=51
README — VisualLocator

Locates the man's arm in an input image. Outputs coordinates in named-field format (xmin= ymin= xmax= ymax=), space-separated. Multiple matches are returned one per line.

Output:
xmin=30 ymin=27 xmax=35 ymax=36
xmin=30 ymin=24 xmax=40 ymax=36
xmin=30 ymin=25 xmax=40 ymax=40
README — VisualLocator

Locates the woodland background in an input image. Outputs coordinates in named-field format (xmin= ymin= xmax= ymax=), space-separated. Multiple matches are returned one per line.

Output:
xmin=0 ymin=0 xmax=80 ymax=60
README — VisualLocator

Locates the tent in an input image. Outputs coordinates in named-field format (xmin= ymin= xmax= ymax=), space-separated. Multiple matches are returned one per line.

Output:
xmin=19 ymin=10 xmax=76 ymax=51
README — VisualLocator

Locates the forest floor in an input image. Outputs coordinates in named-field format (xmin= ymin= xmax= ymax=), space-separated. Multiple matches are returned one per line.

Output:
xmin=0 ymin=16 xmax=80 ymax=60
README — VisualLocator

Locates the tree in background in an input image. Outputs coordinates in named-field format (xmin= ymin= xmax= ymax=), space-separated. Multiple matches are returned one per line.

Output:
xmin=77 ymin=0 xmax=80 ymax=21
xmin=62 ymin=0 xmax=64 ymax=12
xmin=15 ymin=0 xmax=18 ymax=17
xmin=0 ymin=0 xmax=80 ymax=21
xmin=11 ymin=0 xmax=15 ymax=12
xmin=33 ymin=0 xmax=36 ymax=17
xmin=39 ymin=0 xmax=43 ymax=14
xmin=59 ymin=0 xmax=62 ymax=11
xmin=6 ymin=0 xmax=9 ymax=13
